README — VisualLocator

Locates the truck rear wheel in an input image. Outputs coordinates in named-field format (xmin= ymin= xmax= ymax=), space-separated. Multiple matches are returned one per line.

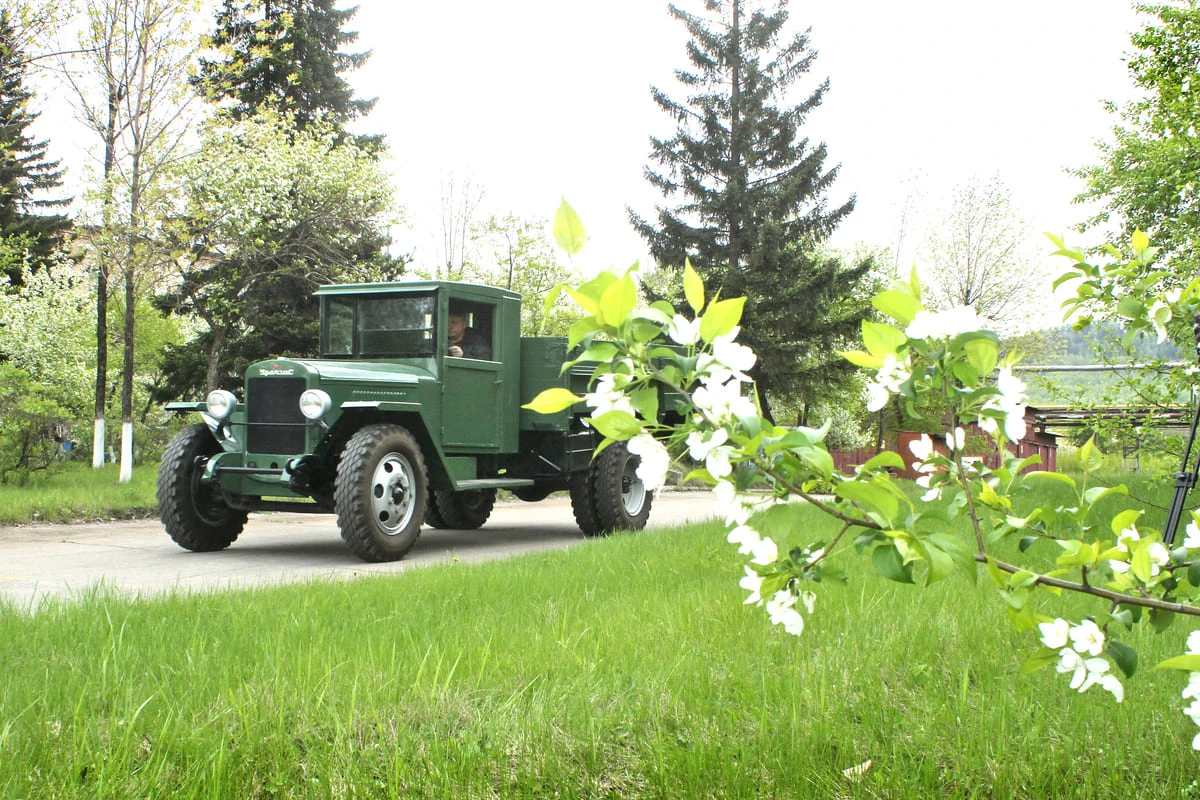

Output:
xmin=334 ymin=424 xmax=427 ymax=562
xmin=424 ymin=495 xmax=450 ymax=529
xmin=429 ymin=488 xmax=496 ymax=529
xmin=158 ymin=423 xmax=248 ymax=552
xmin=570 ymin=465 xmax=605 ymax=537
xmin=593 ymin=440 xmax=654 ymax=532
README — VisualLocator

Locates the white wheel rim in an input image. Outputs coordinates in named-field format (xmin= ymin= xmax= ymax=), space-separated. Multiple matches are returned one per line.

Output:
xmin=621 ymin=457 xmax=646 ymax=515
xmin=371 ymin=452 xmax=416 ymax=535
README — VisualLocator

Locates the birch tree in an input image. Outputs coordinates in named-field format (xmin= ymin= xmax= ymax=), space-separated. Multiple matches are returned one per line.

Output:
xmin=57 ymin=0 xmax=203 ymax=480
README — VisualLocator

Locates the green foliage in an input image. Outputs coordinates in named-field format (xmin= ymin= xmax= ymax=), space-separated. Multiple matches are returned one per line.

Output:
xmin=0 ymin=363 xmax=73 ymax=481
xmin=1074 ymin=3 xmax=1200 ymax=285
xmin=630 ymin=0 xmax=870 ymax=420
xmin=155 ymin=110 xmax=400 ymax=398
xmin=0 ymin=9 xmax=71 ymax=283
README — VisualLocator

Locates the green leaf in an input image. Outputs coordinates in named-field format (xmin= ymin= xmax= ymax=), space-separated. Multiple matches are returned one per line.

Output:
xmin=861 ymin=321 xmax=906 ymax=359
xmin=1083 ymin=484 xmax=1129 ymax=507
xmin=872 ymin=289 xmax=922 ymax=324
xmin=1107 ymin=640 xmax=1138 ymax=678
xmin=1188 ymin=560 xmax=1200 ymax=588
xmin=522 ymin=388 xmax=583 ymax=414
xmin=1078 ymin=436 xmax=1104 ymax=474
xmin=600 ymin=275 xmax=638 ymax=328
xmin=578 ymin=342 xmax=618 ymax=363
xmin=631 ymin=384 xmax=659 ymax=424
xmin=873 ymin=543 xmax=915 ymax=584
xmin=565 ymin=287 xmax=601 ymax=321
xmin=1149 ymin=608 xmax=1175 ymax=633
xmin=862 ymin=451 xmax=906 ymax=472
xmin=698 ymin=297 xmax=746 ymax=343
xmin=683 ymin=259 xmax=704 ymax=313
xmin=962 ymin=337 xmax=998 ymax=377
xmin=587 ymin=410 xmax=644 ymax=441
xmin=1110 ymin=508 xmax=1143 ymax=536
xmin=1116 ymin=295 xmax=1145 ymax=320
xmin=1130 ymin=541 xmax=1154 ymax=584
xmin=841 ymin=349 xmax=884 ymax=370
xmin=1021 ymin=647 xmax=1063 ymax=675
xmin=1154 ymin=654 xmax=1200 ymax=672
xmin=923 ymin=541 xmax=955 ymax=586
xmin=567 ymin=316 xmax=603 ymax=349
xmin=553 ymin=198 xmax=587 ymax=255
xmin=835 ymin=481 xmax=900 ymax=524
xmin=1131 ymin=229 xmax=1150 ymax=254
xmin=1018 ymin=535 xmax=1038 ymax=552
xmin=1023 ymin=472 xmax=1077 ymax=490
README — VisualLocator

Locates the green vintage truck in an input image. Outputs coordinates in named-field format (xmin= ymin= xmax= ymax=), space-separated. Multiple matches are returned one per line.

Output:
xmin=158 ymin=280 xmax=678 ymax=562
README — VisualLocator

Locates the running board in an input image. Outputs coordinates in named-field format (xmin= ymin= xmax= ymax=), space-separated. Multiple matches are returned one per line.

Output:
xmin=453 ymin=477 xmax=536 ymax=491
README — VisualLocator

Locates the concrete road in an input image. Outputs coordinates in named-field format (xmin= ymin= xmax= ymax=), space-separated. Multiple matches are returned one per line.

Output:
xmin=0 ymin=492 xmax=717 ymax=610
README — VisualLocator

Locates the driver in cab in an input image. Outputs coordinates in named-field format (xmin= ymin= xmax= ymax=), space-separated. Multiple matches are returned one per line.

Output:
xmin=447 ymin=312 xmax=491 ymax=359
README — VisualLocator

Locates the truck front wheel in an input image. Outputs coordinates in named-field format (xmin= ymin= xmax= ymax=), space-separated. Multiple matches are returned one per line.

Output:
xmin=593 ymin=440 xmax=654 ymax=532
xmin=334 ymin=424 xmax=428 ymax=562
xmin=428 ymin=488 xmax=496 ymax=529
xmin=158 ymin=423 xmax=248 ymax=552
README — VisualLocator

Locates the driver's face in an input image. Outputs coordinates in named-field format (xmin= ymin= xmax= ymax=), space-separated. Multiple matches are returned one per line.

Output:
xmin=448 ymin=315 xmax=466 ymax=340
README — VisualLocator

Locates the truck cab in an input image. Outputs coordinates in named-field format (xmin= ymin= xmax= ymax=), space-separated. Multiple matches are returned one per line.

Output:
xmin=158 ymin=281 xmax=673 ymax=562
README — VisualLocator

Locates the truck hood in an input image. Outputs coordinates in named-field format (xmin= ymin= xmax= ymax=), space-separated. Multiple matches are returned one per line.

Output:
xmin=250 ymin=358 xmax=435 ymax=385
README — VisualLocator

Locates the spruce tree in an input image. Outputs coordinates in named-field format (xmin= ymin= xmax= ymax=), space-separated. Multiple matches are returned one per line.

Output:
xmin=0 ymin=9 xmax=71 ymax=284
xmin=630 ymin=0 xmax=868 ymax=420
xmin=194 ymin=0 xmax=375 ymax=132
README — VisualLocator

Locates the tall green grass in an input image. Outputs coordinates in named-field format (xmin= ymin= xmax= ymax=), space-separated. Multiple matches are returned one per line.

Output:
xmin=2 ymin=492 xmax=1199 ymax=798
xmin=0 ymin=464 xmax=157 ymax=525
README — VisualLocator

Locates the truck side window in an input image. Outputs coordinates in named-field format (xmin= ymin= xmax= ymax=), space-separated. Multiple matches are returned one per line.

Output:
xmin=448 ymin=304 xmax=494 ymax=360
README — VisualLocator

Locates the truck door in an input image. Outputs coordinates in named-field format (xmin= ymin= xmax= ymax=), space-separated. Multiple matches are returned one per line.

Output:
xmin=443 ymin=303 xmax=502 ymax=449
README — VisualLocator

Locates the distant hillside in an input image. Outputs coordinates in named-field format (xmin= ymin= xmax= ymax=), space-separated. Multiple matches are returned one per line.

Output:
xmin=1007 ymin=321 xmax=1187 ymax=406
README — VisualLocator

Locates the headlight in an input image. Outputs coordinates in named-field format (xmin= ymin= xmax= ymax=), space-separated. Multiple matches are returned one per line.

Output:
xmin=299 ymin=389 xmax=332 ymax=421
xmin=205 ymin=389 xmax=238 ymax=420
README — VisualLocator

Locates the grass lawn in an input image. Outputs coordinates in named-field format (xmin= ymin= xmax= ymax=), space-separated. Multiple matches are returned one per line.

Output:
xmin=0 ymin=464 xmax=158 ymax=526
xmin=3 ymin=480 xmax=1200 ymax=798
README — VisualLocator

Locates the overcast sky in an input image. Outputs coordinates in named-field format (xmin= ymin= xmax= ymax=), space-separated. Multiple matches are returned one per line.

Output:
xmin=345 ymin=0 xmax=1145 ymax=288
xmin=34 ymin=1 xmax=1147 ymax=301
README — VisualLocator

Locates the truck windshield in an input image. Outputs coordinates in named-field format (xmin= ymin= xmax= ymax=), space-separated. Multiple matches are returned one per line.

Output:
xmin=320 ymin=294 xmax=436 ymax=358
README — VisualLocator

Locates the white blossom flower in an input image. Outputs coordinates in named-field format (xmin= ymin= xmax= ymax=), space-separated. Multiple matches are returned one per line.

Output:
xmin=726 ymin=524 xmax=761 ymax=556
xmin=1056 ymin=647 xmax=1083 ymax=678
xmin=1183 ymin=519 xmax=1200 ymax=550
xmin=909 ymin=433 xmax=935 ymax=462
xmin=1039 ymin=618 xmax=1071 ymax=650
xmin=1193 ymin=731 xmax=1200 ymax=751
xmin=693 ymin=378 xmax=756 ymax=424
xmin=1109 ymin=525 xmax=1142 ymax=575
xmin=1148 ymin=542 xmax=1171 ymax=576
xmin=800 ymin=591 xmax=817 ymax=614
xmin=1096 ymin=672 xmax=1125 ymax=703
xmin=739 ymin=566 xmax=763 ymax=606
xmin=905 ymin=305 xmax=984 ymax=341
xmin=712 ymin=333 xmax=757 ymax=376
xmin=750 ymin=536 xmax=779 ymax=565
xmin=687 ymin=428 xmax=728 ymax=461
xmin=667 ymin=314 xmax=701 ymax=345
xmin=1187 ymin=630 xmax=1200 ymax=655
xmin=1182 ymin=672 xmax=1200 ymax=701
xmin=1069 ymin=619 xmax=1106 ymax=656
xmin=945 ymin=426 xmax=965 ymax=452
xmin=865 ymin=354 xmax=911 ymax=412
xmin=978 ymin=366 xmax=1028 ymax=443
xmin=1185 ymin=699 xmax=1200 ymax=726
xmin=766 ymin=592 xmax=805 ymax=636
xmin=714 ymin=481 xmax=754 ymax=527
xmin=626 ymin=433 xmax=670 ymax=492
xmin=705 ymin=446 xmax=734 ymax=479
xmin=584 ymin=373 xmax=635 ymax=418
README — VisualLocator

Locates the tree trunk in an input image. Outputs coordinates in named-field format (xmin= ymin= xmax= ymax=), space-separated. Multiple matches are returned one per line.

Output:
xmin=92 ymin=83 xmax=118 ymax=469
xmin=726 ymin=0 xmax=744 ymax=278
xmin=205 ymin=324 xmax=228 ymax=393
xmin=119 ymin=150 xmax=140 ymax=484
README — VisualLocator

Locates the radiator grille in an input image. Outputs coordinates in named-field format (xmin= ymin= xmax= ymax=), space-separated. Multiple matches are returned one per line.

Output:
xmin=246 ymin=377 xmax=308 ymax=454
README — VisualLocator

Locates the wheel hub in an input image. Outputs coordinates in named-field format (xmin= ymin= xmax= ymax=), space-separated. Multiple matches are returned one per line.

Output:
xmin=371 ymin=452 xmax=416 ymax=535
